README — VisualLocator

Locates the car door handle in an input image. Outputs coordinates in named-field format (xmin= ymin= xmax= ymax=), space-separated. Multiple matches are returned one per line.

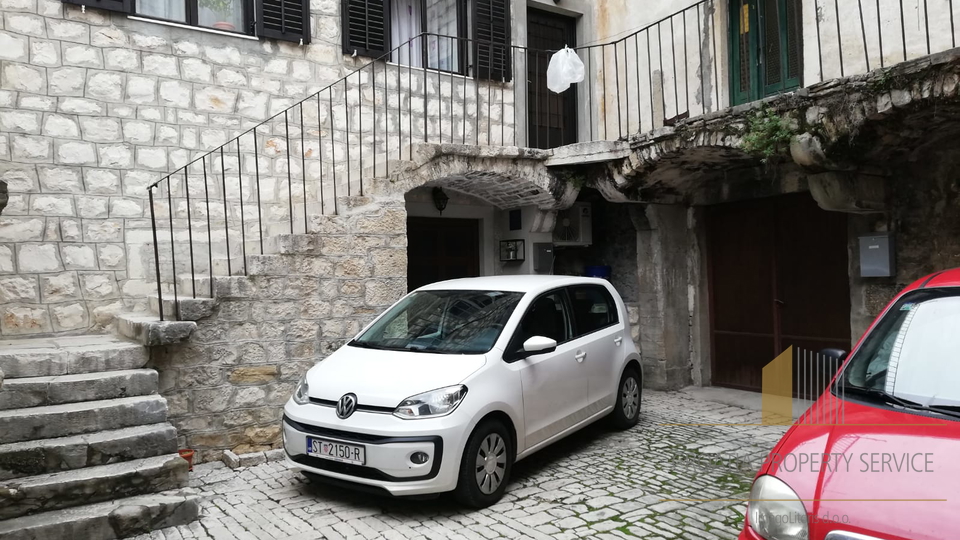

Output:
xmin=614 ymin=337 xmax=622 ymax=346
xmin=575 ymin=351 xmax=586 ymax=363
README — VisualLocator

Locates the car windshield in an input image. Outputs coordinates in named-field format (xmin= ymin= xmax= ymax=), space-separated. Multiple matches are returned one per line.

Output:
xmin=839 ymin=289 xmax=960 ymax=409
xmin=350 ymin=290 xmax=523 ymax=354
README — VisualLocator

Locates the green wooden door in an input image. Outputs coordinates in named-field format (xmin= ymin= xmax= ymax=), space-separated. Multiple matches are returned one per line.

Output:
xmin=729 ymin=0 xmax=802 ymax=105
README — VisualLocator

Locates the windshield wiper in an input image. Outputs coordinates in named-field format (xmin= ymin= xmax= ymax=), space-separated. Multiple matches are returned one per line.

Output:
xmin=348 ymin=340 xmax=393 ymax=350
xmin=843 ymin=386 xmax=960 ymax=420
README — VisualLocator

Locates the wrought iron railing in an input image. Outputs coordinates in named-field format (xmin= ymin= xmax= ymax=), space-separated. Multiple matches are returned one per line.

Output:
xmin=147 ymin=0 xmax=960 ymax=320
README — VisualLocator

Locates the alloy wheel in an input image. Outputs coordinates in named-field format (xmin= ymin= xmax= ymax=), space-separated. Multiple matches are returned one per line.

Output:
xmin=622 ymin=376 xmax=640 ymax=419
xmin=474 ymin=433 xmax=507 ymax=494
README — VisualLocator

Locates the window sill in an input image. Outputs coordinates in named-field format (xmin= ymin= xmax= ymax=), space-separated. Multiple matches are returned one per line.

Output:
xmin=384 ymin=60 xmax=470 ymax=80
xmin=127 ymin=16 xmax=259 ymax=41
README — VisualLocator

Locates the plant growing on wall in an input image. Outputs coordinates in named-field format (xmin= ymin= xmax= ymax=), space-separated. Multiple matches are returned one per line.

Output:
xmin=199 ymin=0 xmax=233 ymax=15
xmin=741 ymin=107 xmax=797 ymax=163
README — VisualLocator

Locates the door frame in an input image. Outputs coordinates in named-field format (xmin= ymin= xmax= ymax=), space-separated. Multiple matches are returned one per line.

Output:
xmin=526 ymin=7 xmax=579 ymax=149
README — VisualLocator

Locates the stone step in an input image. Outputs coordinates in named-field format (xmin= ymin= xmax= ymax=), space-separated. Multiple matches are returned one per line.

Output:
xmin=0 ymin=369 xmax=158 ymax=411
xmin=0 ymin=493 xmax=199 ymax=540
xmin=0 ymin=336 xmax=147 ymax=379
xmin=113 ymin=312 xmax=197 ymax=347
xmin=0 ymin=395 xmax=168 ymax=445
xmin=0 ymin=424 xmax=178 ymax=481
xmin=148 ymin=295 xmax=217 ymax=322
xmin=0 ymin=454 xmax=189 ymax=520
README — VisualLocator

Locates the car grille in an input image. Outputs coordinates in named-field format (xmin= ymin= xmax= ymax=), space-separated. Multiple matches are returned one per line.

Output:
xmin=290 ymin=454 xmax=393 ymax=481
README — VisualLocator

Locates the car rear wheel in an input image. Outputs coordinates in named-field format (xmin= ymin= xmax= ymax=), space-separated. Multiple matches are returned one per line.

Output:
xmin=454 ymin=419 xmax=513 ymax=508
xmin=610 ymin=368 xmax=641 ymax=429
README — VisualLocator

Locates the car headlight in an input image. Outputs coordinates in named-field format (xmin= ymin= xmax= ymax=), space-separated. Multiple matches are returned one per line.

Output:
xmin=292 ymin=375 xmax=310 ymax=405
xmin=748 ymin=475 xmax=809 ymax=540
xmin=394 ymin=385 xmax=467 ymax=419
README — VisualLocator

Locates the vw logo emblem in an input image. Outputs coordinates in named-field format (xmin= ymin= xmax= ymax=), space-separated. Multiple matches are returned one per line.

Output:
xmin=336 ymin=393 xmax=357 ymax=419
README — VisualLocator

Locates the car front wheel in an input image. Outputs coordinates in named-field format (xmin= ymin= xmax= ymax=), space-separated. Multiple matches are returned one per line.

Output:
xmin=454 ymin=419 xmax=513 ymax=508
xmin=610 ymin=367 xmax=641 ymax=429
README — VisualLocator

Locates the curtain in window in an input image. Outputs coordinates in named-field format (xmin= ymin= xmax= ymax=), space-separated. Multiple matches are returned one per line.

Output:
xmin=139 ymin=0 xmax=187 ymax=23
xmin=424 ymin=0 xmax=460 ymax=72
xmin=392 ymin=0 xmax=423 ymax=66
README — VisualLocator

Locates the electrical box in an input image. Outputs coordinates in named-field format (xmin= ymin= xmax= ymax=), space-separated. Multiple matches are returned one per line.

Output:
xmin=533 ymin=243 xmax=555 ymax=274
xmin=859 ymin=233 xmax=895 ymax=277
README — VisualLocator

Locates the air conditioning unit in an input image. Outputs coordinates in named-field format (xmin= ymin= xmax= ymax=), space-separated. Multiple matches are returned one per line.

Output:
xmin=553 ymin=203 xmax=593 ymax=246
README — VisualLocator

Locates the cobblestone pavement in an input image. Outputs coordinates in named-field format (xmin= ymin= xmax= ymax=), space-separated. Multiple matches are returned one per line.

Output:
xmin=138 ymin=390 xmax=788 ymax=540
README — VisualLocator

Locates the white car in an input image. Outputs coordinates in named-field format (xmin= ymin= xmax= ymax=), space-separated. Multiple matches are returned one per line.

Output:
xmin=282 ymin=275 xmax=642 ymax=507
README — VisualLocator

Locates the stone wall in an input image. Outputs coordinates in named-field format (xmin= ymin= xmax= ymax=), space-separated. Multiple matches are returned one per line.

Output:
xmin=0 ymin=1 xmax=511 ymax=337
xmin=151 ymin=196 xmax=407 ymax=462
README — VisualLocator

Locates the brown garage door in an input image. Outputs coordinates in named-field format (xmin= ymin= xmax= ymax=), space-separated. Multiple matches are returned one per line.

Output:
xmin=706 ymin=193 xmax=851 ymax=391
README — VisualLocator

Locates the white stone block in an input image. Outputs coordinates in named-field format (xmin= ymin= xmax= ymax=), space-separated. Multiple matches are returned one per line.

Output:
xmin=19 ymin=95 xmax=56 ymax=112
xmin=136 ymin=147 xmax=167 ymax=170
xmin=126 ymin=75 xmax=156 ymax=104
xmin=156 ymin=125 xmax=179 ymax=145
xmin=0 ymin=275 xmax=38 ymax=302
xmin=59 ymin=98 xmax=103 ymax=115
xmin=0 ymin=218 xmax=44 ymax=242
xmin=79 ymin=116 xmax=122 ymax=143
xmin=204 ymin=45 xmax=242 ymax=66
xmin=86 ymin=70 xmax=123 ymax=101
xmin=98 ymin=144 xmax=134 ymax=169
xmin=0 ymin=32 xmax=28 ymax=61
xmin=20 ymin=244 xmax=63 ymax=273
xmin=0 ymin=305 xmax=53 ymax=335
xmin=6 ymin=13 xmax=45 ymax=36
xmin=30 ymin=195 xmax=74 ymax=216
xmin=142 ymin=54 xmax=179 ymax=77
xmin=56 ymin=140 xmax=97 ymax=165
xmin=97 ymin=243 xmax=125 ymax=269
xmin=61 ymin=244 xmax=96 ymax=269
xmin=195 ymin=87 xmax=238 ymax=113
xmin=51 ymin=302 xmax=87 ymax=331
xmin=0 ymin=246 xmax=13 ymax=274
xmin=158 ymin=80 xmax=191 ymax=108
xmin=180 ymin=57 xmax=211 ymax=82
xmin=76 ymin=196 xmax=108 ymax=219
xmin=84 ymin=168 xmax=120 ymax=194
xmin=91 ymin=26 xmax=127 ymax=47
xmin=46 ymin=19 xmax=89 ymax=44
xmin=0 ymin=110 xmax=41 ymax=133
xmin=80 ymin=273 xmax=117 ymax=299
xmin=131 ymin=33 xmax=167 ymax=50
xmin=60 ymin=219 xmax=81 ymax=242
xmin=11 ymin=135 xmax=51 ymax=161
xmin=2 ymin=63 xmax=44 ymax=93
xmin=110 ymin=198 xmax=141 ymax=217
xmin=63 ymin=44 xmax=102 ymax=68
xmin=104 ymin=48 xmax=139 ymax=71
xmin=83 ymin=220 xmax=122 ymax=242
xmin=42 ymin=114 xmax=80 ymax=138
xmin=48 ymin=67 xmax=85 ymax=95
xmin=37 ymin=166 xmax=81 ymax=192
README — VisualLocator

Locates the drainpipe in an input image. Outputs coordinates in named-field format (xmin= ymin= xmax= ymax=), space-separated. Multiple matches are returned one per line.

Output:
xmin=0 ymin=180 xmax=6 ymax=215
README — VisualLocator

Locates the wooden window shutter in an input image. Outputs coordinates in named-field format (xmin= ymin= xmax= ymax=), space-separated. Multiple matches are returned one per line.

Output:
xmin=61 ymin=0 xmax=132 ymax=13
xmin=342 ymin=0 xmax=390 ymax=57
xmin=474 ymin=0 xmax=511 ymax=81
xmin=258 ymin=0 xmax=312 ymax=44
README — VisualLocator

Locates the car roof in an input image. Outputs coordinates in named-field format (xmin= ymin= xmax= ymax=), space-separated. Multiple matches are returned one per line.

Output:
xmin=416 ymin=275 xmax=613 ymax=294
xmin=904 ymin=267 xmax=960 ymax=292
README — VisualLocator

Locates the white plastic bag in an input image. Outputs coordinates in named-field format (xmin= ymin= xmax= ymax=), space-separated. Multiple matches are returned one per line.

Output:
xmin=546 ymin=46 xmax=585 ymax=93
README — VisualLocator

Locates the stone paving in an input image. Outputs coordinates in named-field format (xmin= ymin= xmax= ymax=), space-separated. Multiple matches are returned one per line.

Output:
xmin=135 ymin=390 xmax=788 ymax=540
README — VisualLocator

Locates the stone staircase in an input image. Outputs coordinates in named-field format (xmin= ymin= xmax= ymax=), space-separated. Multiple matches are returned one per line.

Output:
xmin=0 ymin=335 xmax=199 ymax=539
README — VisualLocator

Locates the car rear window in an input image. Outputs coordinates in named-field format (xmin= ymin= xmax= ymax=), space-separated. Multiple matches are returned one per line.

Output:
xmin=568 ymin=285 xmax=618 ymax=338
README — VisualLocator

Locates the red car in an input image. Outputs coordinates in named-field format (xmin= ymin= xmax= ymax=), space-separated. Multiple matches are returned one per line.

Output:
xmin=739 ymin=269 xmax=960 ymax=540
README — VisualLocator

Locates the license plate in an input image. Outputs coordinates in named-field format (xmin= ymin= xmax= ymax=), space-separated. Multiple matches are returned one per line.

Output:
xmin=306 ymin=437 xmax=366 ymax=465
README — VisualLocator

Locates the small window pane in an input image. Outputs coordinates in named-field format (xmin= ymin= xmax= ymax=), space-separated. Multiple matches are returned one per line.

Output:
xmin=569 ymin=286 xmax=617 ymax=337
xmin=199 ymin=0 xmax=246 ymax=31
xmin=139 ymin=0 xmax=187 ymax=22
xmin=515 ymin=291 xmax=569 ymax=345
xmin=425 ymin=0 xmax=461 ymax=71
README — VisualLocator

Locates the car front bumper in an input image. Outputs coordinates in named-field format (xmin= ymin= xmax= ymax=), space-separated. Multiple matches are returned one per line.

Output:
xmin=281 ymin=401 xmax=469 ymax=496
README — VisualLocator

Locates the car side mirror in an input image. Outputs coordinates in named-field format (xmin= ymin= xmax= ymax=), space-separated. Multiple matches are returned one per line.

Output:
xmin=819 ymin=348 xmax=848 ymax=361
xmin=517 ymin=336 xmax=557 ymax=359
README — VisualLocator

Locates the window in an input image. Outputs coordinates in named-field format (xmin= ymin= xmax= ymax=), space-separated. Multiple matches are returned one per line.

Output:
xmin=342 ymin=0 xmax=511 ymax=80
xmin=63 ymin=0 xmax=311 ymax=44
xmin=729 ymin=0 xmax=801 ymax=105
xmin=567 ymin=286 xmax=618 ymax=337
xmin=351 ymin=290 xmax=522 ymax=354
xmin=509 ymin=290 xmax=571 ymax=352
xmin=136 ymin=0 xmax=253 ymax=34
